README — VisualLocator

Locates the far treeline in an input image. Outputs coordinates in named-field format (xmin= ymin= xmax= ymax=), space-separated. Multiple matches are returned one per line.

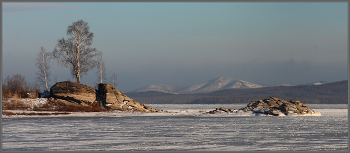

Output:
xmin=126 ymin=80 xmax=348 ymax=104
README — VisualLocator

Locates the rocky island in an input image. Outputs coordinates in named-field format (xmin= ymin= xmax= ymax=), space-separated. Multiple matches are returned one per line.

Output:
xmin=208 ymin=97 xmax=317 ymax=116
xmin=49 ymin=81 xmax=163 ymax=113
xmin=3 ymin=82 xmax=319 ymax=117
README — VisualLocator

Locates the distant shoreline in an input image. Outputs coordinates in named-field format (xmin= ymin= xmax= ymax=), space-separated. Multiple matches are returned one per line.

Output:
xmin=4 ymin=103 xmax=347 ymax=118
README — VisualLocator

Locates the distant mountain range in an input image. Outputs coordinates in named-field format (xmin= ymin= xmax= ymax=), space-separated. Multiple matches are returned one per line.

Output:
xmin=131 ymin=84 xmax=184 ymax=94
xmin=131 ymin=77 xmax=263 ymax=94
xmin=177 ymin=77 xmax=263 ymax=94
xmin=272 ymin=81 xmax=327 ymax=87
xmin=130 ymin=76 xmax=328 ymax=94
xmin=126 ymin=80 xmax=348 ymax=104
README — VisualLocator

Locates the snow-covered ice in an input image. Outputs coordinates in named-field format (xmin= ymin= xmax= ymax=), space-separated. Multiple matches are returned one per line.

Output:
xmin=2 ymin=102 xmax=328 ymax=117
xmin=2 ymin=103 xmax=347 ymax=151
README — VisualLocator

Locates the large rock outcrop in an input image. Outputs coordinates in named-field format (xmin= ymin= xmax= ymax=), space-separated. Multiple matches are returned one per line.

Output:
xmin=49 ymin=81 xmax=163 ymax=112
xmin=96 ymin=83 xmax=163 ymax=112
xmin=209 ymin=97 xmax=315 ymax=116
xmin=50 ymin=81 xmax=97 ymax=106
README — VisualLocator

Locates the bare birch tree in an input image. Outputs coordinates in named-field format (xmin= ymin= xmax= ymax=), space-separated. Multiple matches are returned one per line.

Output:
xmin=96 ymin=52 xmax=106 ymax=84
xmin=36 ymin=46 xmax=51 ymax=91
xmin=51 ymin=20 xmax=101 ymax=83
xmin=54 ymin=76 xmax=57 ymax=83
xmin=109 ymin=73 xmax=117 ymax=87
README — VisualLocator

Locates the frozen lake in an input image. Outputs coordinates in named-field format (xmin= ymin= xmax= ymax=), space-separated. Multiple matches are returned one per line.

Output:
xmin=2 ymin=104 xmax=348 ymax=151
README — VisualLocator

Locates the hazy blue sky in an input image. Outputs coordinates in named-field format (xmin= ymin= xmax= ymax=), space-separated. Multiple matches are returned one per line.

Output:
xmin=2 ymin=2 xmax=348 ymax=92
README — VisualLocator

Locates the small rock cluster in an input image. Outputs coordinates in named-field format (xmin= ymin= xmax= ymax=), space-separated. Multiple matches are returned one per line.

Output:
xmin=49 ymin=81 xmax=163 ymax=113
xmin=209 ymin=97 xmax=315 ymax=116
xmin=208 ymin=107 xmax=236 ymax=114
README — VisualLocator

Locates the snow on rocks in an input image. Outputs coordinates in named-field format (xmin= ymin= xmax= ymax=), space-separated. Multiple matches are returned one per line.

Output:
xmin=23 ymin=98 xmax=49 ymax=108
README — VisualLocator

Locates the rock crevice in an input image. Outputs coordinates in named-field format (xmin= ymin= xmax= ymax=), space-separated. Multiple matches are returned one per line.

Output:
xmin=96 ymin=83 xmax=163 ymax=112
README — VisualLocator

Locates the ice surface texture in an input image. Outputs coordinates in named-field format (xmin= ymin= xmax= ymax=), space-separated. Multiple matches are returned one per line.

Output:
xmin=2 ymin=105 xmax=348 ymax=151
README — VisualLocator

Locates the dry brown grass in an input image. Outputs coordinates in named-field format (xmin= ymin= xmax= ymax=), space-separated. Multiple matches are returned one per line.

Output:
xmin=2 ymin=74 xmax=110 ymax=115
xmin=32 ymin=102 xmax=56 ymax=111
xmin=2 ymin=111 xmax=71 ymax=116
xmin=55 ymin=105 xmax=107 ymax=112
xmin=3 ymin=98 xmax=109 ymax=113
xmin=32 ymin=99 xmax=109 ymax=112
xmin=2 ymin=74 xmax=40 ymax=100
xmin=2 ymin=99 xmax=31 ymax=110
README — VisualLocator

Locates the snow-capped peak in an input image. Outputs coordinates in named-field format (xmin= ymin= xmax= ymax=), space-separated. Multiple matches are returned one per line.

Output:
xmin=131 ymin=77 xmax=264 ymax=94
xmin=176 ymin=77 xmax=263 ymax=94
xmin=303 ymin=81 xmax=327 ymax=86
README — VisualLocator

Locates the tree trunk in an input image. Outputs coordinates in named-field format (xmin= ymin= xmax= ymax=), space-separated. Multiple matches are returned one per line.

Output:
xmin=42 ymin=52 xmax=49 ymax=91
xmin=100 ymin=64 xmax=103 ymax=83
xmin=77 ymin=74 xmax=80 ymax=83
xmin=76 ymin=69 xmax=81 ymax=83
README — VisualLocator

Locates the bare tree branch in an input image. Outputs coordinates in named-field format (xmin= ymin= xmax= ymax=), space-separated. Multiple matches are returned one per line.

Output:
xmin=96 ymin=52 xmax=106 ymax=84
xmin=51 ymin=20 xmax=101 ymax=83
xmin=109 ymin=73 xmax=117 ymax=87
xmin=35 ymin=46 xmax=51 ymax=91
